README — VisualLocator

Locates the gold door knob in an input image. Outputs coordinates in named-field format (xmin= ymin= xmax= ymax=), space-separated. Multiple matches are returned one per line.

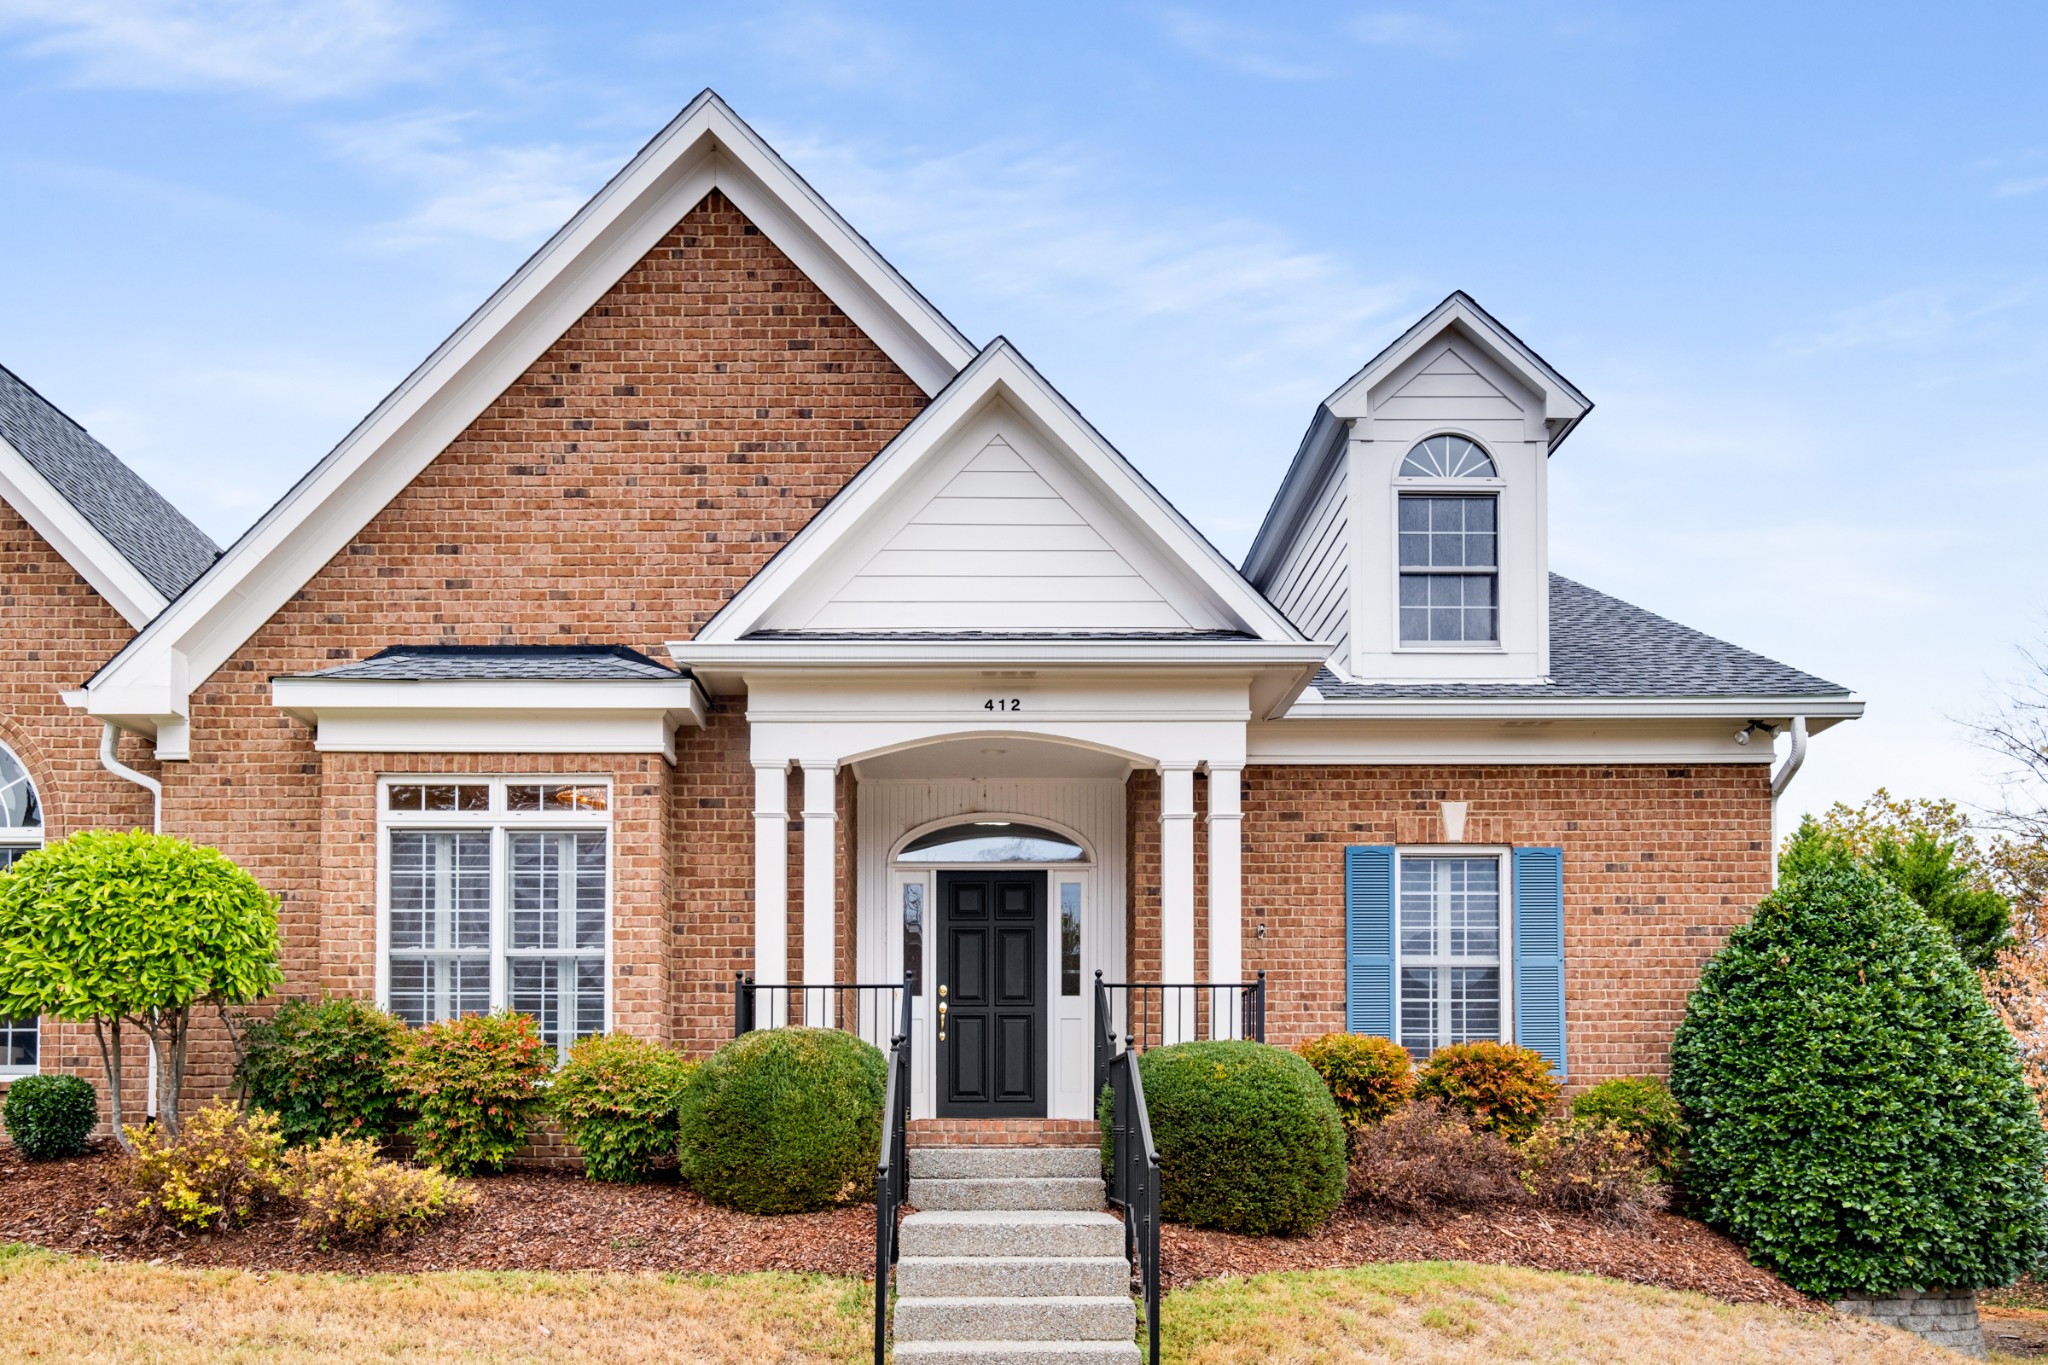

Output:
xmin=937 ymin=985 xmax=947 ymax=1041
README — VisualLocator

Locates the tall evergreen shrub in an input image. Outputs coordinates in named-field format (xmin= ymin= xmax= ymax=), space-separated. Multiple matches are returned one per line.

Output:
xmin=1670 ymin=857 xmax=2048 ymax=1297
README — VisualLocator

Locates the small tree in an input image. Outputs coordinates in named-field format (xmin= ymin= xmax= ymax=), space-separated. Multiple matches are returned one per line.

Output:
xmin=0 ymin=831 xmax=281 ymax=1147
xmin=1671 ymin=858 xmax=2048 ymax=1297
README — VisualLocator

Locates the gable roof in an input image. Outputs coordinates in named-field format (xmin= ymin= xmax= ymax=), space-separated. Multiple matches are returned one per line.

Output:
xmin=0 ymin=363 xmax=217 ymax=624
xmin=83 ymin=90 xmax=979 ymax=746
xmin=686 ymin=337 xmax=1313 ymax=649
xmin=1308 ymin=575 xmax=1853 ymax=702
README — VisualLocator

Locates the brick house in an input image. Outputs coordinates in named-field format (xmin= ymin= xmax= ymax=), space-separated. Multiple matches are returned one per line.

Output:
xmin=11 ymin=92 xmax=1858 ymax=1130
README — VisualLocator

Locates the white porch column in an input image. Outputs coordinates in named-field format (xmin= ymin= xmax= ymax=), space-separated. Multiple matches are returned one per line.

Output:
xmin=1159 ymin=761 xmax=1199 ymax=1043
xmin=1207 ymin=765 xmax=1244 ymax=1039
xmin=752 ymin=761 xmax=790 ymax=1027
xmin=801 ymin=759 xmax=840 ymax=1027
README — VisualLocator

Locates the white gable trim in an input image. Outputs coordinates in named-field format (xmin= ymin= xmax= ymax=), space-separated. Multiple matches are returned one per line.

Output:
xmin=82 ymin=91 xmax=977 ymax=744
xmin=690 ymin=339 xmax=1310 ymax=647
xmin=0 ymin=432 xmax=166 ymax=628
xmin=271 ymin=676 xmax=708 ymax=764
xmin=1323 ymin=292 xmax=1591 ymax=436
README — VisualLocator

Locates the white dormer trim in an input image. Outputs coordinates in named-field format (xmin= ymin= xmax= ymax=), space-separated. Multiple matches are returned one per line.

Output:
xmin=0 ymin=431 xmax=167 ymax=628
xmin=81 ymin=91 xmax=979 ymax=752
xmin=688 ymin=339 xmax=1311 ymax=649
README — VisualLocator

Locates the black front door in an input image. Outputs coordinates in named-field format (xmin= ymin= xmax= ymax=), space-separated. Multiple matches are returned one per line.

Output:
xmin=937 ymin=869 xmax=1047 ymax=1118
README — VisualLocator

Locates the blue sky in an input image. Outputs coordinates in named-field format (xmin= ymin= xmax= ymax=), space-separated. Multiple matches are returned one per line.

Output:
xmin=1 ymin=1 xmax=2044 ymax=826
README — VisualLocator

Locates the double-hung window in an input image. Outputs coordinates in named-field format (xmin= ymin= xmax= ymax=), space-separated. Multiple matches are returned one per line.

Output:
xmin=0 ymin=744 xmax=41 ymax=1076
xmin=381 ymin=778 xmax=610 ymax=1052
xmin=1396 ymin=853 xmax=1505 ymax=1061
xmin=1397 ymin=435 xmax=1499 ymax=645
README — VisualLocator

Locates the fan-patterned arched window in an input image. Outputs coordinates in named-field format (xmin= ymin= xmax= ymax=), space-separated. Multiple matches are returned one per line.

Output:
xmin=0 ymin=744 xmax=41 ymax=1074
xmin=1397 ymin=436 xmax=1499 ymax=644
xmin=1399 ymin=434 xmax=1497 ymax=480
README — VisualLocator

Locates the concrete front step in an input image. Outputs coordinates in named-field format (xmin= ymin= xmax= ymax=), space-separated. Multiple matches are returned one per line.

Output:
xmin=913 ymin=1146 xmax=1102 ymax=1180
xmin=900 ymin=1210 xmax=1127 ymax=1259
xmin=909 ymin=1175 xmax=1104 ymax=1211
xmin=897 ymin=1255 xmax=1130 ymax=1298
xmin=893 ymin=1295 xmax=1137 ymax=1343
xmin=892 ymin=1342 xmax=1143 ymax=1364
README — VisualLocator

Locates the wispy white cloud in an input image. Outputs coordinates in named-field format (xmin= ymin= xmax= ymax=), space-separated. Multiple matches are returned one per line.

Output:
xmin=326 ymin=112 xmax=619 ymax=250
xmin=0 ymin=0 xmax=439 ymax=99
xmin=1154 ymin=8 xmax=1328 ymax=81
xmin=1994 ymin=174 xmax=2048 ymax=199
xmin=1346 ymin=10 xmax=1470 ymax=56
xmin=1774 ymin=285 xmax=2039 ymax=357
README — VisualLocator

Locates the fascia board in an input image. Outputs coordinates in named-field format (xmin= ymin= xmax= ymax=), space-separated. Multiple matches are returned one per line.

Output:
xmin=1280 ymin=694 xmax=1865 ymax=723
xmin=1241 ymin=405 xmax=1345 ymax=587
xmin=670 ymin=640 xmax=1334 ymax=668
xmin=0 ymin=434 xmax=166 ymax=628
xmin=87 ymin=91 xmax=973 ymax=710
xmin=270 ymin=676 xmax=708 ymax=726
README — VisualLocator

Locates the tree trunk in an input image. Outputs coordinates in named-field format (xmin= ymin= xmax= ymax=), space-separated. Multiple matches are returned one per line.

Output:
xmin=92 ymin=1018 xmax=132 ymax=1154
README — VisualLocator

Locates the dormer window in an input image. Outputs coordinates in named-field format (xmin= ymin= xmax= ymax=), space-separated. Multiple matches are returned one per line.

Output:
xmin=1397 ymin=435 xmax=1499 ymax=645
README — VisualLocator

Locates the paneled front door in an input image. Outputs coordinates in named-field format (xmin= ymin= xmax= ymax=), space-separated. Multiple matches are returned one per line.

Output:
xmin=936 ymin=870 xmax=1047 ymax=1117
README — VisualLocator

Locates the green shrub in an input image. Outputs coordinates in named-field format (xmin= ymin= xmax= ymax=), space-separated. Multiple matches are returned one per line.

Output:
xmin=551 ymin=1033 xmax=698 ymax=1183
xmin=277 ymin=1134 xmax=474 ymax=1244
xmin=388 ymin=1012 xmax=553 ymax=1176
xmin=677 ymin=1027 xmax=884 ymax=1214
xmin=1571 ymin=1076 xmax=1684 ymax=1178
xmin=1518 ymin=1117 xmax=1658 ymax=1222
xmin=1670 ymin=860 xmax=2048 ymax=1297
xmin=1135 ymin=1040 xmax=1345 ymax=1236
xmin=1296 ymin=1033 xmax=1414 ymax=1130
xmin=237 ymin=997 xmax=411 ymax=1147
xmin=1414 ymin=1041 xmax=1560 ymax=1144
xmin=106 ymin=1100 xmax=282 ymax=1232
xmin=3 ymin=1073 xmax=96 ymax=1161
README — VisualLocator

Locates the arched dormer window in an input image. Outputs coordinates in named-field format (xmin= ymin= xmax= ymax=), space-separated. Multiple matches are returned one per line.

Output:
xmin=1396 ymin=435 xmax=1499 ymax=645
xmin=0 ymin=744 xmax=42 ymax=1076
xmin=1399 ymin=434 xmax=1497 ymax=479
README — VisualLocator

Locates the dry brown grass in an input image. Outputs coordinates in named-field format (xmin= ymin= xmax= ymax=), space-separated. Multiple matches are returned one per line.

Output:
xmin=0 ymin=1244 xmax=869 ymax=1363
xmin=1160 ymin=1262 xmax=1978 ymax=1363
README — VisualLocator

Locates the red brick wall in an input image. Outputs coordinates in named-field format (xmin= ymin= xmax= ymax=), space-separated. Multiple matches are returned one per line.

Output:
xmin=143 ymin=187 xmax=928 ymax=1107
xmin=1237 ymin=763 xmax=1774 ymax=1085
xmin=0 ymin=499 xmax=159 ymax=1126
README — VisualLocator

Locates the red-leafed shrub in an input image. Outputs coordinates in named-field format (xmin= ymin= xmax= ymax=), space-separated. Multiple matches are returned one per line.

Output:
xmin=1414 ymin=1041 xmax=1561 ymax=1144
xmin=1296 ymin=1033 xmax=1414 ymax=1132
xmin=388 ymin=1012 xmax=553 ymax=1176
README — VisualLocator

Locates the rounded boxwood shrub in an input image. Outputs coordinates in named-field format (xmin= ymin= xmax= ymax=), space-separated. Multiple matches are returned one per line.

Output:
xmin=551 ymin=1033 xmax=698 ymax=1183
xmin=1571 ymin=1075 xmax=1684 ymax=1178
xmin=1135 ymin=1040 xmax=1345 ymax=1236
xmin=1296 ymin=1032 xmax=1414 ymax=1130
xmin=3 ymin=1073 xmax=96 ymax=1160
xmin=678 ymin=1027 xmax=885 ymax=1214
xmin=1414 ymin=1041 xmax=1560 ymax=1144
xmin=237 ymin=997 xmax=411 ymax=1146
xmin=388 ymin=1011 xmax=554 ymax=1176
xmin=1670 ymin=859 xmax=2048 ymax=1298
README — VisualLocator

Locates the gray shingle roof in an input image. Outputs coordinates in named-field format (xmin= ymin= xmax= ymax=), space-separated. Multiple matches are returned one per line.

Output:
xmin=742 ymin=629 xmax=1259 ymax=642
xmin=0 ymin=363 xmax=218 ymax=600
xmin=294 ymin=645 xmax=681 ymax=682
xmin=1311 ymin=575 xmax=1850 ymax=700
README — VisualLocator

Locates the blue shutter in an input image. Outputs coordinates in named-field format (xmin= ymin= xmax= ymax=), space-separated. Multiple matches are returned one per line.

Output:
xmin=1345 ymin=846 xmax=1396 ymax=1038
xmin=1512 ymin=846 xmax=1567 ymax=1078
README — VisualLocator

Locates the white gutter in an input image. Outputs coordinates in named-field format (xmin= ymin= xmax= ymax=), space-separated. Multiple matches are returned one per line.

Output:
xmin=98 ymin=722 xmax=160 ymax=833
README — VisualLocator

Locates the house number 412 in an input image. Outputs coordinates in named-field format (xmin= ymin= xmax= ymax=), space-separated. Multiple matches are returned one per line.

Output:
xmin=983 ymin=698 xmax=1022 ymax=712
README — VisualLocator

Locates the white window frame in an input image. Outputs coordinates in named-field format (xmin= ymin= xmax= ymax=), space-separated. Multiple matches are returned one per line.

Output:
xmin=1392 ymin=845 xmax=1513 ymax=1059
xmin=375 ymin=776 xmax=614 ymax=1047
xmin=1391 ymin=431 xmax=1506 ymax=654
xmin=0 ymin=741 xmax=42 ymax=1077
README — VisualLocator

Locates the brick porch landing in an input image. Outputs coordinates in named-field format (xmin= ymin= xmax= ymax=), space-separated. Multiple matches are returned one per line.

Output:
xmin=910 ymin=1119 xmax=1100 ymax=1148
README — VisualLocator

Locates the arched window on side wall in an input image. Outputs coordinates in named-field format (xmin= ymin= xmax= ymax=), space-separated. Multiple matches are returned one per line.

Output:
xmin=0 ymin=744 xmax=43 ymax=1076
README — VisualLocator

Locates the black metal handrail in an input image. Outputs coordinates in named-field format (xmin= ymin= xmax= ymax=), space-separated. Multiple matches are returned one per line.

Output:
xmin=1094 ymin=971 xmax=1266 ymax=1094
xmin=734 ymin=974 xmax=908 ymax=1045
xmin=1106 ymin=1036 xmax=1162 ymax=1365
xmin=872 ymin=974 xmax=913 ymax=1365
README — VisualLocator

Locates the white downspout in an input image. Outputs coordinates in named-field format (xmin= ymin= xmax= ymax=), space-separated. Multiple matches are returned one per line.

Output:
xmin=98 ymin=722 xmax=161 ymax=1117
xmin=1767 ymin=716 xmax=1808 ymax=888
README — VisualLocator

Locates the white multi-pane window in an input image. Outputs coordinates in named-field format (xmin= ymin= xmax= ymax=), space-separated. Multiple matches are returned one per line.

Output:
xmin=0 ymin=744 xmax=41 ymax=1076
xmin=380 ymin=778 xmax=610 ymax=1053
xmin=1396 ymin=854 xmax=1507 ymax=1061
xmin=1396 ymin=435 xmax=1500 ymax=645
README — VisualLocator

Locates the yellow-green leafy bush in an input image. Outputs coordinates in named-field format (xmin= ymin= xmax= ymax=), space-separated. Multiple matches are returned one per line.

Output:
xmin=277 ymin=1134 xmax=473 ymax=1243
xmin=106 ymin=1100 xmax=281 ymax=1232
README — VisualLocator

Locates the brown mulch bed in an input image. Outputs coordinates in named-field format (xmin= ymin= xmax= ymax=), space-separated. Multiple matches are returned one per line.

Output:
xmin=1160 ymin=1203 xmax=1820 ymax=1312
xmin=0 ymin=1146 xmax=1807 ymax=1313
xmin=0 ymin=1145 xmax=874 ymax=1276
